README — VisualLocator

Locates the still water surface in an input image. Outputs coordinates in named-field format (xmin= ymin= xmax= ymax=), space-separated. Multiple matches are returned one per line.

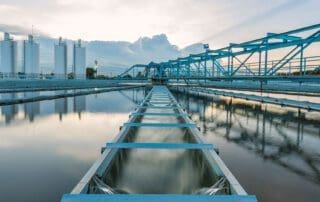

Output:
xmin=0 ymin=89 xmax=145 ymax=202
xmin=174 ymin=91 xmax=320 ymax=202
xmin=0 ymin=87 xmax=320 ymax=202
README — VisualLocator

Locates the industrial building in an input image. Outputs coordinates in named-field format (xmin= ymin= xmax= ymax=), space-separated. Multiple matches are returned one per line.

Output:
xmin=0 ymin=32 xmax=17 ymax=77
xmin=73 ymin=39 xmax=86 ymax=79
xmin=54 ymin=37 xmax=68 ymax=79
xmin=23 ymin=35 xmax=39 ymax=77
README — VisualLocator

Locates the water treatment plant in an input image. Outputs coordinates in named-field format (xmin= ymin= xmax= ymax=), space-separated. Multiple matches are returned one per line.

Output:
xmin=0 ymin=2 xmax=320 ymax=202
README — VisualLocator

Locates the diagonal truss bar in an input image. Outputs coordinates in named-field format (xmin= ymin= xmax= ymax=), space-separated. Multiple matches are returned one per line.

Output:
xmin=267 ymin=31 xmax=320 ymax=75
xmin=231 ymin=53 xmax=256 ymax=76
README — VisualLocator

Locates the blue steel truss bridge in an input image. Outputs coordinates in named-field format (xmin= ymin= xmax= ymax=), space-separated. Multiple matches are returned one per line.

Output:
xmin=118 ymin=24 xmax=320 ymax=84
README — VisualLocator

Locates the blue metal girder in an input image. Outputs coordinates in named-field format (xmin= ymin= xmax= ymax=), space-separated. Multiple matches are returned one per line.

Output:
xmin=230 ymin=43 xmax=262 ymax=49
xmin=130 ymin=112 xmax=188 ymax=116
xmin=147 ymin=99 xmax=173 ymax=102
xmin=118 ymin=64 xmax=148 ymax=77
xmin=145 ymin=101 xmax=174 ymax=104
xmin=61 ymin=194 xmax=258 ymax=202
xmin=136 ymin=106 xmax=179 ymax=109
xmin=235 ymin=23 xmax=320 ymax=47
xmin=267 ymin=32 xmax=301 ymax=41
xmin=148 ymin=97 xmax=172 ymax=99
xmin=233 ymin=35 xmax=320 ymax=57
xmin=211 ymin=25 xmax=319 ymax=58
xmin=208 ymin=35 xmax=320 ymax=61
xmin=106 ymin=142 xmax=214 ymax=150
xmin=208 ymin=50 xmax=230 ymax=56
xmin=123 ymin=122 xmax=196 ymax=128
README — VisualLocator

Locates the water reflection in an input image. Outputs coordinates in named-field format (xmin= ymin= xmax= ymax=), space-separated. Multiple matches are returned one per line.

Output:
xmin=0 ymin=88 xmax=145 ymax=202
xmin=98 ymin=90 xmax=222 ymax=195
xmin=118 ymin=89 xmax=143 ymax=105
xmin=1 ymin=93 xmax=18 ymax=123
xmin=24 ymin=92 xmax=40 ymax=122
xmin=174 ymin=91 xmax=320 ymax=201
xmin=0 ymin=88 xmax=146 ymax=125
xmin=105 ymin=149 xmax=216 ymax=194
xmin=74 ymin=95 xmax=86 ymax=119
xmin=55 ymin=91 xmax=68 ymax=121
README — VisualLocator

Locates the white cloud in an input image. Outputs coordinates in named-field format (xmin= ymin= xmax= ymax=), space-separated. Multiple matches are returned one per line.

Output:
xmin=0 ymin=0 xmax=319 ymax=47
xmin=0 ymin=4 xmax=19 ymax=11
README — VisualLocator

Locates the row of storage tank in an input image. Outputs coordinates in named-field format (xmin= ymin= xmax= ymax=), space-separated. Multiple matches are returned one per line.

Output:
xmin=0 ymin=32 xmax=86 ymax=79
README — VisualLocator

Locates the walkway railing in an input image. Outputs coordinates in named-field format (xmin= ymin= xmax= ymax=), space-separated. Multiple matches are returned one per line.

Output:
xmin=61 ymin=86 xmax=257 ymax=202
xmin=170 ymin=86 xmax=320 ymax=112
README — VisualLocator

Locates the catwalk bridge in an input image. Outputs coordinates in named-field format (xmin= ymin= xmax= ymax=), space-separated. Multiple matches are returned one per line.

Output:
xmin=61 ymin=86 xmax=257 ymax=202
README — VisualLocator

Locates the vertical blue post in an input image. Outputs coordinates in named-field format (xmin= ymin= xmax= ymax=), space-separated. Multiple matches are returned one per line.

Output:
xmin=304 ymin=57 xmax=307 ymax=75
xmin=188 ymin=58 xmax=191 ymax=77
xmin=133 ymin=67 xmax=135 ymax=78
xmin=177 ymin=62 xmax=180 ymax=81
xmin=258 ymin=51 xmax=261 ymax=76
xmin=227 ymin=48 xmax=231 ymax=76
xmin=204 ymin=60 xmax=207 ymax=78
xmin=231 ymin=53 xmax=234 ymax=76
xmin=264 ymin=39 xmax=269 ymax=76
xmin=289 ymin=62 xmax=292 ymax=75
xmin=212 ymin=59 xmax=215 ymax=77
xmin=299 ymin=43 xmax=304 ymax=75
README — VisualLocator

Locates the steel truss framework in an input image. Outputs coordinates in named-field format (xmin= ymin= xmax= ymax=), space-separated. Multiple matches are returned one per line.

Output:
xmin=119 ymin=24 xmax=320 ymax=80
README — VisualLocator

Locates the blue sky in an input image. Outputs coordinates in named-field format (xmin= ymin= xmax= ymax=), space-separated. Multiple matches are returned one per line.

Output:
xmin=0 ymin=0 xmax=319 ymax=48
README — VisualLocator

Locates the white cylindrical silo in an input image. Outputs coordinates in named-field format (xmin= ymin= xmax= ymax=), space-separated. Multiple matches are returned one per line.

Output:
xmin=23 ymin=35 xmax=40 ymax=78
xmin=73 ymin=39 xmax=86 ymax=79
xmin=54 ymin=37 xmax=67 ymax=79
xmin=0 ymin=32 xmax=18 ymax=78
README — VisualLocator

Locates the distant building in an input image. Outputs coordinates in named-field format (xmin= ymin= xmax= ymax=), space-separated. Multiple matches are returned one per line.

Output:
xmin=23 ymin=35 xmax=40 ymax=77
xmin=0 ymin=32 xmax=17 ymax=77
xmin=73 ymin=39 xmax=86 ymax=79
xmin=54 ymin=37 xmax=68 ymax=79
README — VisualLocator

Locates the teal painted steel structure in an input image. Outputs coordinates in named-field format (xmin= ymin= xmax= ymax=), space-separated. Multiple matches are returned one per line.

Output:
xmin=61 ymin=86 xmax=257 ymax=202
xmin=119 ymin=24 xmax=320 ymax=80
xmin=62 ymin=194 xmax=257 ymax=202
